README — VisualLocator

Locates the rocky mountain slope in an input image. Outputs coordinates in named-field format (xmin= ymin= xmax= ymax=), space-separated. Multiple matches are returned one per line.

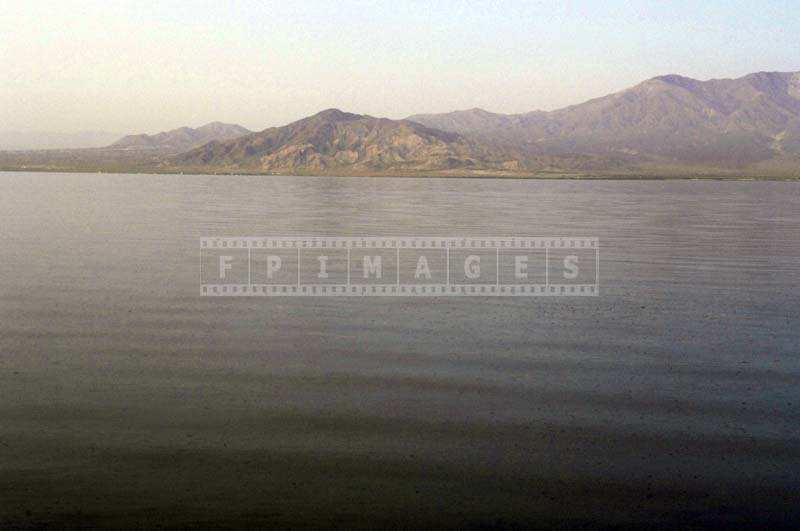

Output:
xmin=174 ymin=109 xmax=524 ymax=173
xmin=408 ymin=71 xmax=800 ymax=165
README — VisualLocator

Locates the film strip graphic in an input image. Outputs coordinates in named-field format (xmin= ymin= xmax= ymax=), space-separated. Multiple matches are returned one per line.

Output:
xmin=201 ymin=237 xmax=599 ymax=297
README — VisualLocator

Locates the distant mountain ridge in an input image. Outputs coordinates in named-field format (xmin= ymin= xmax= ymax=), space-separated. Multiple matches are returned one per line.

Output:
xmin=174 ymin=109 xmax=523 ymax=173
xmin=407 ymin=71 xmax=800 ymax=165
xmin=2 ymin=70 xmax=799 ymax=176
xmin=110 ymin=122 xmax=251 ymax=152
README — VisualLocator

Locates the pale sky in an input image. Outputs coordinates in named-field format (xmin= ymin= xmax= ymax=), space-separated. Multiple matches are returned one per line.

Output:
xmin=2 ymin=0 xmax=798 ymax=134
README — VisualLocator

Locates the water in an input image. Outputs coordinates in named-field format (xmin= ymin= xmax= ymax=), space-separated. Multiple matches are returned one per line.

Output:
xmin=1 ymin=172 xmax=799 ymax=528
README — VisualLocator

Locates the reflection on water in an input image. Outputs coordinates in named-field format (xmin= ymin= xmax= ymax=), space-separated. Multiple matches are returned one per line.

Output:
xmin=0 ymin=173 xmax=799 ymax=527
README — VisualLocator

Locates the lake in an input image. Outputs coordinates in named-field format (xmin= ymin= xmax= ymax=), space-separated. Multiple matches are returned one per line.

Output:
xmin=1 ymin=172 xmax=799 ymax=528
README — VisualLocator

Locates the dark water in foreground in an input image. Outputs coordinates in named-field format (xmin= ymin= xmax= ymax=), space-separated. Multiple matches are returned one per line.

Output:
xmin=1 ymin=172 xmax=799 ymax=529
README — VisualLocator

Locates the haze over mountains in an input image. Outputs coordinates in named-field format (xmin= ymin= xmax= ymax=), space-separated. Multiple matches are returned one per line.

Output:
xmin=2 ymin=71 xmax=799 ymax=176
xmin=0 ymin=123 xmax=252 ymax=152
xmin=110 ymin=122 xmax=252 ymax=152
xmin=0 ymin=130 xmax=122 ymax=150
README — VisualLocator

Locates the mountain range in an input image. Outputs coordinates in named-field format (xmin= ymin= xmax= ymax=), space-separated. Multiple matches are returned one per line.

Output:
xmin=2 ymin=70 xmax=799 ymax=177
xmin=408 ymin=71 xmax=800 ymax=167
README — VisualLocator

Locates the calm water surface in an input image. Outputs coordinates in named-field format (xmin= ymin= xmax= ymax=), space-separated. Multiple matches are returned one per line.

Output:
xmin=1 ymin=172 xmax=799 ymax=528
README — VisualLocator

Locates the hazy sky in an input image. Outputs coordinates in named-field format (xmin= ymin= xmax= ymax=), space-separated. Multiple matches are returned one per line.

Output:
xmin=2 ymin=0 xmax=798 ymax=134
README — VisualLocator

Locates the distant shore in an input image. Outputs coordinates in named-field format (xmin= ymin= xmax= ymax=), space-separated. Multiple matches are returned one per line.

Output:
xmin=1 ymin=166 xmax=799 ymax=181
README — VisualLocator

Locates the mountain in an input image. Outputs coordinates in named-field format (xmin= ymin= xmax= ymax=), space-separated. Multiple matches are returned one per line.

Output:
xmin=3 ymin=71 xmax=799 ymax=177
xmin=173 ymin=109 xmax=524 ymax=174
xmin=0 ymin=130 xmax=122 ymax=150
xmin=408 ymin=71 xmax=800 ymax=165
xmin=110 ymin=122 xmax=251 ymax=152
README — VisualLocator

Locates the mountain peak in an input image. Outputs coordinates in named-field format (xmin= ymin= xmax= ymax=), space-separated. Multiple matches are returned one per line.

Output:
xmin=174 ymin=110 xmax=514 ymax=174
xmin=744 ymin=70 xmax=799 ymax=80
xmin=196 ymin=122 xmax=250 ymax=134
xmin=199 ymin=121 xmax=234 ymax=129
xmin=646 ymin=74 xmax=701 ymax=91
xmin=312 ymin=108 xmax=360 ymax=121
xmin=465 ymin=107 xmax=494 ymax=115
xmin=652 ymin=73 xmax=693 ymax=83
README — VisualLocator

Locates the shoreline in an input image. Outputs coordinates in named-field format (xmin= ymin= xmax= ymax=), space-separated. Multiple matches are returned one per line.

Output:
xmin=2 ymin=167 xmax=799 ymax=181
